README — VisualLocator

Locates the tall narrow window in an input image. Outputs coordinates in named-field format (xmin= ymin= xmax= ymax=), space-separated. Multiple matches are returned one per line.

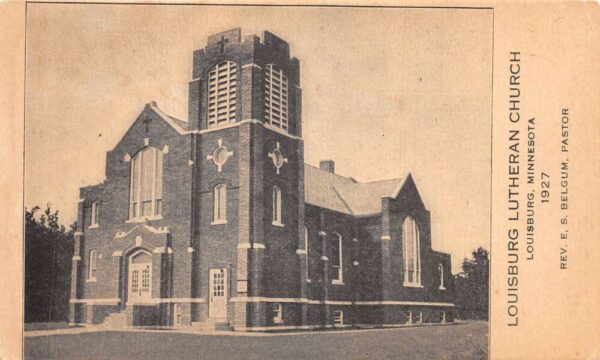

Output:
xmin=272 ymin=186 xmax=282 ymax=225
xmin=331 ymin=232 xmax=343 ymax=284
xmin=333 ymin=310 xmax=344 ymax=325
xmin=90 ymin=201 xmax=99 ymax=227
xmin=129 ymin=147 xmax=163 ymax=220
xmin=304 ymin=226 xmax=310 ymax=282
xmin=438 ymin=264 xmax=446 ymax=290
xmin=273 ymin=303 xmax=283 ymax=324
xmin=213 ymin=184 xmax=227 ymax=223
xmin=402 ymin=216 xmax=421 ymax=286
xmin=88 ymin=250 xmax=98 ymax=281
xmin=208 ymin=61 xmax=237 ymax=127
xmin=264 ymin=64 xmax=289 ymax=132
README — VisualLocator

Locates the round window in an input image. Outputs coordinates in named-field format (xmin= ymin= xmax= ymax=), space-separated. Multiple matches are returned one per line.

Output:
xmin=272 ymin=148 xmax=284 ymax=168
xmin=213 ymin=146 xmax=229 ymax=165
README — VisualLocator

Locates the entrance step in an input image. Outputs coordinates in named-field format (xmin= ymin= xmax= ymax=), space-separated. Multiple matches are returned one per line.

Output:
xmin=191 ymin=317 xmax=232 ymax=331
xmin=99 ymin=311 xmax=128 ymax=329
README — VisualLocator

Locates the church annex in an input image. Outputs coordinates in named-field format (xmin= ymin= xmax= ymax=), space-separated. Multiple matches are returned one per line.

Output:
xmin=69 ymin=28 xmax=455 ymax=331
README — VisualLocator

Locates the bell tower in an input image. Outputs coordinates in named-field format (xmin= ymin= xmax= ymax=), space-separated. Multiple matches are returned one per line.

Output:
xmin=187 ymin=28 xmax=302 ymax=136
xmin=189 ymin=29 xmax=306 ymax=329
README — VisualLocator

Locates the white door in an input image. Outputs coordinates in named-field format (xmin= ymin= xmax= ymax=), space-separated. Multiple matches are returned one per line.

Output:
xmin=209 ymin=268 xmax=228 ymax=318
xmin=128 ymin=251 xmax=152 ymax=301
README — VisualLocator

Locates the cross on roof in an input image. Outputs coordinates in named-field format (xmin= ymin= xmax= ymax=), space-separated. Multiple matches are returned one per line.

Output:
xmin=142 ymin=117 xmax=152 ymax=133
xmin=218 ymin=35 xmax=229 ymax=54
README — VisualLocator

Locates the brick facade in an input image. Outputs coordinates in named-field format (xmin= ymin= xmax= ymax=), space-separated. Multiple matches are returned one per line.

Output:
xmin=69 ymin=28 xmax=454 ymax=331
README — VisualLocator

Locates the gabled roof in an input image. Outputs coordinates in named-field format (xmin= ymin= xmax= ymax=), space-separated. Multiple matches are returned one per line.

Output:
xmin=304 ymin=164 xmax=406 ymax=216
xmin=148 ymin=102 xmax=189 ymax=133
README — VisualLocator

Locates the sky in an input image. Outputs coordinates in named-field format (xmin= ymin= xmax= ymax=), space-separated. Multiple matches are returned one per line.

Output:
xmin=25 ymin=4 xmax=493 ymax=273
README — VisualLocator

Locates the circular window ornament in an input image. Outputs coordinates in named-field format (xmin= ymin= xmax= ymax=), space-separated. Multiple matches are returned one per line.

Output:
xmin=268 ymin=142 xmax=288 ymax=175
xmin=272 ymin=148 xmax=285 ymax=169
xmin=213 ymin=146 xmax=230 ymax=166
xmin=206 ymin=139 xmax=234 ymax=172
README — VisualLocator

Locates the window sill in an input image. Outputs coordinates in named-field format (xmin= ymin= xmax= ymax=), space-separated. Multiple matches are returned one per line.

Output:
xmin=127 ymin=216 xmax=163 ymax=223
xmin=211 ymin=220 xmax=228 ymax=225
xmin=88 ymin=224 xmax=99 ymax=229
xmin=332 ymin=280 xmax=345 ymax=286
xmin=86 ymin=278 xmax=97 ymax=283
xmin=272 ymin=221 xmax=285 ymax=227
xmin=403 ymin=283 xmax=424 ymax=288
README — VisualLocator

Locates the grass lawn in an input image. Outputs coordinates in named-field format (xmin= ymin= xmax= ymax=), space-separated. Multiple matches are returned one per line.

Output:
xmin=25 ymin=322 xmax=488 ymax=360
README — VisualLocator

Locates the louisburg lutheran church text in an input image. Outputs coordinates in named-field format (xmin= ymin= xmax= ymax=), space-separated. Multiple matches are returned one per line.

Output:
xmin=69 ymin=28 xmax=455 ymax=331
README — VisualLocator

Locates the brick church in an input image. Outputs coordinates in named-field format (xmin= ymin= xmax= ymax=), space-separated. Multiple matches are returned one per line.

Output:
xmin=69 ymin=28 xmax=455 ymax=331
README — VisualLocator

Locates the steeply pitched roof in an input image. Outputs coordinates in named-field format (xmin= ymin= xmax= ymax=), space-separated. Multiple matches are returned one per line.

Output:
xmin=304 ymin=164 xmax=405 ymax=216
xmin=148 ymin=102 xmax=189 ymax=133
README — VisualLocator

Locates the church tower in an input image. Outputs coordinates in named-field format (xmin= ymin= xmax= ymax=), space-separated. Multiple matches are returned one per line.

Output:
xmin=188 ymin=28 xmax=306 ymax=328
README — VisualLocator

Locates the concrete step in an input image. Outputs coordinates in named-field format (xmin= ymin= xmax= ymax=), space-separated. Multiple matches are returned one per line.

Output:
xmin=191 ymin=318 xmax=232 ymax=331
xmin=99 ymin=312 xmax=128 ymax=329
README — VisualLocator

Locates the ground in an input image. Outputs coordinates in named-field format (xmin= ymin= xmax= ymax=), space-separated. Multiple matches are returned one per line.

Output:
xmin=25 ymin=322 xmax=488 ymax=360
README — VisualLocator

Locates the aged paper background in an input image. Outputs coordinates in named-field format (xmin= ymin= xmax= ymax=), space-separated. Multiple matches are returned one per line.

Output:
xmin=1 ymin=1 xmax=599 ymax=359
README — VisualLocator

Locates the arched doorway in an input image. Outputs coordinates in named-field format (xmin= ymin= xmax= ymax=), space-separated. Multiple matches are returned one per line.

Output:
xmin=128 ymin=250 xmax=152 ymax=301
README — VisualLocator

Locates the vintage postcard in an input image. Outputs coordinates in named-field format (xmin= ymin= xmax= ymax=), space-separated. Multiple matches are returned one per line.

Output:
xmin=0 ymin=1 xmax=598 ymax=359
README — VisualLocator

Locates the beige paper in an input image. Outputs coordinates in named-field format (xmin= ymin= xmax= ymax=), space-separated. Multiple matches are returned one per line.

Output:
xmin=1 ymin=1 xmax=598 ymax=359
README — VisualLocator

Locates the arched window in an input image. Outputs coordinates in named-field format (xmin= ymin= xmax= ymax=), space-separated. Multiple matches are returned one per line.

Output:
xmin=208 ymin=61 xmax=237 ymax=127
xmin=213 ymin=184 xmax=227 ymax=223
xmin=264 ymin=64 xmax=289 ymax=132
xmin=272 ymin=186 xmax=282 ymax=225
xmin=90 ymin=201 xmax=99 ymax=227
xmin=129 ymin=147 xmax=163 ymax=219
xmin=331 ymin=232 xmax=343 ymax=284
xmin=438 ymin=264 xmax=446 ymax=290
xmin=402 ymin=216 xmax=421 ymax=286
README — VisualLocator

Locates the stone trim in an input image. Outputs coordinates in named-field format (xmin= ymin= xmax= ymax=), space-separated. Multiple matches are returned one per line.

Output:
xmin=296 ymin=249 xmax=307 ymax=255
xmin=126 ymin=298 xmax=205 ymax=305
xmin=125 ymin=216 xmax=163 ymax=224
xmin=381 ymin=235 xmax=391 ymax=241
xmin=230 ymin=297 xmax=352 ymax=305
xmin=186 ymin=119 xmax=302 ymax=141
xmin=355 ymin=301 xmax=455 ymax=307
xmin=241 ymin=63 xmax=262 ymax=70
xmin=237 ymin=243 xmax=266 ymax=249
xmin=74 ymin=231 xmax=84 ymax=237
xmin=308 ymin=300 xmax=352 ymax=305
xmin=230 ymin=297 xmax=453 ymax=307
xmin=112 ymin=251 xmax=123 ymax=257
xmin=72 ymin=256 xmax=81 ymax=261
xmin=153 ymin=247 xmax=173 ymax=254
xmin=69 ymin=298 xmax=120 ymax=305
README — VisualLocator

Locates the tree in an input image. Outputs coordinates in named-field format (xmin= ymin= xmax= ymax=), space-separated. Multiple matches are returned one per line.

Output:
xmin=25 ymin=205 xmax=75 ymax=323
xmin=454 ymin=247 xmax=489 ymax=320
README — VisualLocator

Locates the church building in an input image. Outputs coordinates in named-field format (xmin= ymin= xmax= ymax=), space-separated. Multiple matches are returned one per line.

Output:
xmin=69 ymin=28 xmax=455 ymax=331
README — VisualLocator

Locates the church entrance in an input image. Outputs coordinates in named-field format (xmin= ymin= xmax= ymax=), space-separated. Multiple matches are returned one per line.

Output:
xmin=208 ymin=268 xmax=228 ymax=318
xmin=128 ymin=250 xmax=152 ymax=301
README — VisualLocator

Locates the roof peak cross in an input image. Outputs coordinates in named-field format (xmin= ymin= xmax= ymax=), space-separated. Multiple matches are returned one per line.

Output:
xmin=218 ymin=35 xmax=229 ymax=54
